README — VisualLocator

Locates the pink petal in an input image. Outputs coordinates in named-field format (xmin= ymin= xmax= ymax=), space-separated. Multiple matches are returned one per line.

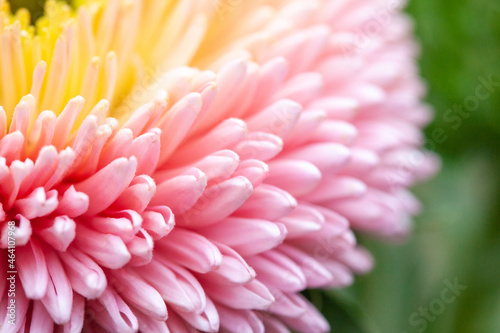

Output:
xmin=151 ymin=167 xmax=207 ymax=214
xmin=204 ymin=279 xmax=274 ymax=310
xmin=234 ymin=132 xmax=283 ymax=162
xmin=309 ymin=97 xmax=358 ymax=120
xmin=268 ymin=290 xmax=308 ymax=317
xmin=109 ymin=268 xmax=168 ymax=321
xmin=156 ymin=93 xmax=202 ymax=165
xmin=277 ymin=204 xmax=325 ymax=238
xmin=1 ymin=214 xmax=32 ymax=247
xmin=250 ymin=57 xmax=289 ymax=112
xmin=232 ymin=159 xmax=269 ymax=188
xmin=218 ymin=306 xmax=264 ymax=333
xmin=174 ymin=296 xmax=220 ymax=333
xmin=171 ymin=118 xmax=247 ymax=166
xmin=17 ymin=239 xmax=48 ymax=299
xmin=126 ymin=229 xmax=154 ymax=266
xmin=192 ymin=59 xmax=247 ymax=134
xmin=302 ymin=176 xmax=366 ymax=203
xmin=155 ymin=149 xmax=240 ymax=185
xmin=0 ymin=159 xmax=33 ymax=209
xmin=87 ymin=211 xmax=139 ymax=243
xmin=0 ymin=131 xmax=24 ymax=165
xmin=136 ymin=311 xmax=170 ymax=333
xmin=246 ymin=251 xmax=306 ymax=293
xmin=112 ymin=175 xmax=156 ymax=213
xmin=74 ymin=156 xmax=137 ymax=216
xmin=278 ymin=296 xmax=330 ymax=333
xmin=122 ymin=99 xmax=163 ymax=137
xmin=38 ymin=215 xmax=76 ymax=252
xmin=278 ymin=244 xmax=333 ymax=288
xmin=130 ymin=129 xmax=161 ymax=175
xmin=336 ymin=246 xmax=374 ymax=274
xmin=9 ymin=96 xmax=33 ymax=136
xmin=62 ymin=293 xmax=85 ymax=333
xmin=266 ymin=159 xmax=322 ymax=197
xmin=235 ymin=184 xmax=296 ymax=221
xmin=97 ymin=129 xmax=133 ymax=169
xmin=52 ymin=96 xmax=85 ymax=150
xmin=71 ymin=123 xmax=114 ymax=179
xmin=44 ymin=148 xmax=76 ymax=189
xmin=18 ymin=146 xmax=58 ymax=197
xmin=73 ymin=224 xmax=131 ymax=269
xmin=30 ymin=301 xmax=54 ymax=333
xmin=14 ymin=187 xmax=58 ymax=219
xmin=246 ymin=99 xmax=301 ymax=138
xmin=88 ymin=287 xmax=139 ymax=333
xmin=309 ymin=119 xmax=358 ymax=145
xmin=274 ymin=72 xmax=323 ymax=105
xmin=281 ymin=142 xmax=350 ymax=175
xmin=138 ymin=259 xmax=206 ymax=313
xmin=141 ymin=206 xmax=175 ymax=240
xmin=262 ymin=316 xmax=291 ymax=333
xmin=155 ymin=229 xmax=222 ymax=274
xmin=200 ymin=217 xmax=287 ymax=256
xmin=59 ymin=247 xmax=107 ymax=299
xmin=178 ymin=176 xmax=253 ymax=228
xmin=41 ymin=249 xmax=73 ymax=324
xmin=26 ymin=110 xmax=56 ymax=159
xmin=283 ymin=109 xmax=326 ymax=149
xmin=202 ymin=242 xmax=256 ymax=286
xmin=54 ymin=185 xmax=89 ymax=218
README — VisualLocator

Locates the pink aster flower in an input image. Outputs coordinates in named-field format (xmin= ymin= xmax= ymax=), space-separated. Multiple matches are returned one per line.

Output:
xmin=0 ymin=0 xmax=438 ymax=332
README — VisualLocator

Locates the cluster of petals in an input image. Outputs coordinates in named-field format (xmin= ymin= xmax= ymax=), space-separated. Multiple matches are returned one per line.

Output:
xmin=0 ymin=0 xmax=438 ymax=332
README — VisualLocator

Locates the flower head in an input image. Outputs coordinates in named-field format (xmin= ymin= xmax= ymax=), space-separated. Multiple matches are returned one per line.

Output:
xmin=0 ymin=0 xmax=438 ymax=332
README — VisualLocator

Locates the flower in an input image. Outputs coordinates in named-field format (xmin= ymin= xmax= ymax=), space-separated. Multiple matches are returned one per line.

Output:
xmin=0 ymin=0 xmax=439 ymax=332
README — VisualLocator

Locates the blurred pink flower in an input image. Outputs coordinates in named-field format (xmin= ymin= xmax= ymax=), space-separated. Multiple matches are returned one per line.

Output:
xmin=0 ymin=0 xmax=438 ymax=332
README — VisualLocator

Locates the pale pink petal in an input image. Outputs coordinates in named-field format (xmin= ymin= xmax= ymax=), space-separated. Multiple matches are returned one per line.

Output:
xmin=179 ymin=176 xmax=253 ymax=228
xmin=199 ymin=217 xmax=287 ymax=257
xmin=141 ymin=206 xmax=175 ymax=240
xmin=109 ymin=268 xmax=168 ymax=321
xmin=41 ymin=249 xmax=73 ymax=324
xmin=74 ymin=156 xmax=137 ymax=216
xmin=266 ymin=159 xmax=322 ymax=197
xmin=235 ymin=184 xmax=296 ymax=221
xmin=155 ymin=229 xmax=222 ymax=273
xmin=59 ymin=247 xmax=107 ymax=299
xmin=38 ymin=216 xmax=76 ymax=252
xmin=62 ymin=293 xmax=85 ymax=333
xmin=246 ymin=251 xmax=306 ymax=293
xmin=88 ymin=287 xmax=139 ymax=333
xmin=218 ymin=306 xmax=264 ymax=333
xmin=204 ymin=279 xmax=274 ymax=311
xmin=30 ymin=301 xmax=54 ymax=333
xmin=138 ymin=259 xmax=207 ymax=313
xmin=232 ymin=159 xmax=269 ymax=188
xmin=73 ymin=224 xmax=131 ymax=269
xmin=151 ymin=168 xmax=207 ymax=214
xmin=17 ymin=239 xmax=48 ymax=299
xmin=174 ymin=296 xmax=220 ymax=333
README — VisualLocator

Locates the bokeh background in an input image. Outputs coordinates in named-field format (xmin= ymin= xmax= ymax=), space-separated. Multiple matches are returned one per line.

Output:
xmin=307 ymin=0 xmax=500 ymax=332
xmin=8 ymin=0 xmax=500 ymax=332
